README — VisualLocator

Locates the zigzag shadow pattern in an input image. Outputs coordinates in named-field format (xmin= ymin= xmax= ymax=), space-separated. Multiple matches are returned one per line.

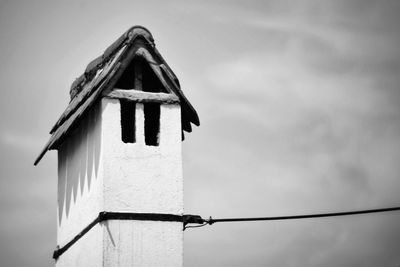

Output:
xmin=57 ymin=102 xmax=102 ymax=224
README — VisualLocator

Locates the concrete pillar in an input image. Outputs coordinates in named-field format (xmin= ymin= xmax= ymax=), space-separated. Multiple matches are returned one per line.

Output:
xmin=56 ymin=98 xmax=183 ymax=266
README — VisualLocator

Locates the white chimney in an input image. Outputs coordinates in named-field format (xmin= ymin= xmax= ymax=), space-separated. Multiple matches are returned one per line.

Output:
xmin=35 ymin=26 xmax=199 ymax=267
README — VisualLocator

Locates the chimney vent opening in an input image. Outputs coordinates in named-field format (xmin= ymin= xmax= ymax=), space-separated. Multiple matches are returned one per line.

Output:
xmin=120 ymin=100 xmax=136 ymax=143
xmin=144 ymin=103 xmax=160 ymax=146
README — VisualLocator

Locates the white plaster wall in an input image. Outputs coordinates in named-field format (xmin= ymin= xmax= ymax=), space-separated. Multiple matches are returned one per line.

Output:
xmin=56 ymin=98 xmax=183 ymax=266
xmin=103 ymin=221 xmax=183 ymax=267
xmin=56 ymin=102 xmax=105 ymax=267
xmin=101 ymin=99 xmax=183 ymax=214
xmin=55 ymin=225 xmax=103 ymax=267
xmin=57 ymin=102 xmax=104 ymax=244
xmin=101 ymin=98 xmax=183 ymax=267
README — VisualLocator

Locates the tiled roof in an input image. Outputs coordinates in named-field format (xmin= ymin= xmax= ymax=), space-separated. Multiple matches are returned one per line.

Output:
xmin=34 ymin=26 xmax=199 ymax=165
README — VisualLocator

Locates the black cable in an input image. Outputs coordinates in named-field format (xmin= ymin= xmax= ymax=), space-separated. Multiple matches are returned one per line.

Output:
xmin=53 ymin=215 xmax=101 ymax=259
xmin=204 ymin=206 xmax=400 ymax=225
xmin=53 ymin=212 xmax=185 ymax=260
xmin=53 ymin=206 xmax=400 ymax=258
xmin=184 ymin=223 xmax=209 ymax=230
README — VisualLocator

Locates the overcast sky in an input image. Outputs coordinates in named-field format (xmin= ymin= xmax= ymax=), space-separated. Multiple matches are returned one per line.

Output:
xmin=1 ymin=0 xmax=400 ymax=266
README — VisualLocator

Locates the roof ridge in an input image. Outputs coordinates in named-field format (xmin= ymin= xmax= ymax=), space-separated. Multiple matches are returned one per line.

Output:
xmin=35 ymin=26 xmax=199 ymax=165
xmin=69 ymin=26 xmax=154 ymax=101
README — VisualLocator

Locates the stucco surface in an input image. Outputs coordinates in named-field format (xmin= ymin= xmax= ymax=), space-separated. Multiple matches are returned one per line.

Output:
xmin=56 ymin=225 xmax=103 ymax=267
xmin=102 ymin=99 xmax=183 ymax=214
xmin=57 ymin=102 xmax=104 ymax=245
xmin=56 ymin=97 xmax=183 ymax=266
xmin=104 ymin=220 xmax=183 ymax=267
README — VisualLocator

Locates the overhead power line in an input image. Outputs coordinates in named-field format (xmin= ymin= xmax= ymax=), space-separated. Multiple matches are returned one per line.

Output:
xmin=183 ymin=206 xmax=400 ymax=230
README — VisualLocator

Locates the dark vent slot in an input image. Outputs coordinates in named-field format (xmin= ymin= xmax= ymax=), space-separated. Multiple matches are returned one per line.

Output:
xmin=115 ymin=59 xmax=135 ymax=89
xmin=120 ymin=100 xmax=136 ymax=143
xmin=144 ymin=103 xmax=160 ymax=146
xmin=142 ymin=61 xmax=167 ymax=93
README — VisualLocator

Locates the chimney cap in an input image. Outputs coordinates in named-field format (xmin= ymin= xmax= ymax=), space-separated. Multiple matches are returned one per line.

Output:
xmin=34 ymin=26 xmax=199 ymax=166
